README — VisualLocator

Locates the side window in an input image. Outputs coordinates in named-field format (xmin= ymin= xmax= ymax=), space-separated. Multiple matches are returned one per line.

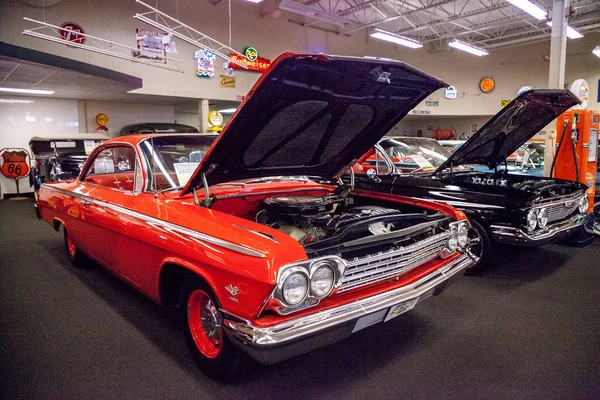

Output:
xmin=375 ymin=148 xmax=391 ymax=175
xmin=83 ymin=146 xmax=141 ymax=192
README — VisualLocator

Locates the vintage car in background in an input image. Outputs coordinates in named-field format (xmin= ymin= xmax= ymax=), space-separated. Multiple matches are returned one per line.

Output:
xmin=36 ymin=53 xmax=475 ymax=381
xmin=29 ymin=134 xmax=108 ymax=195
xmin=354 ymin=90 xmax=590 ymax=274
xmin=119 ymin=122 xmax=199 ymax=135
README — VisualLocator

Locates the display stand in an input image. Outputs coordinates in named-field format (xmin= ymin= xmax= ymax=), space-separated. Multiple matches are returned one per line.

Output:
xmin=0 ymin=148 xmax=31 ymax=201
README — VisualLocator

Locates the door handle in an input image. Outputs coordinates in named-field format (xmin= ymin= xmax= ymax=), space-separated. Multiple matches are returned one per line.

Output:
xmin=80 ymin=199 xmax=92 ymax=206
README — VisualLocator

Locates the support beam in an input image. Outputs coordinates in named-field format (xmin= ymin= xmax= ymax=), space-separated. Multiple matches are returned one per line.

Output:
xmin=200 ymin=100 xmax=210 ymax=133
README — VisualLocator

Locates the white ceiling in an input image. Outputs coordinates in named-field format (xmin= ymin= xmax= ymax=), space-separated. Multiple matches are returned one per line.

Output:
xmin=281 ymin=0 xmax=600 ymax=51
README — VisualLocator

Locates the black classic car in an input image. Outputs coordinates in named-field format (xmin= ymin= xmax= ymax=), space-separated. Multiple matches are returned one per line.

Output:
xmin=29 ymin=134 xmax=108 ymax=193
xmin=119 ymin=122 xmax=199 ymax=135
xmin=354 ymin=89 xmax=590 ymax=273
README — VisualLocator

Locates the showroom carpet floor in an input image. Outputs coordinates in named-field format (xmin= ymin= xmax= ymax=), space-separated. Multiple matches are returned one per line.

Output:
xmin=1 ymin=199 xmax=599 ymax=400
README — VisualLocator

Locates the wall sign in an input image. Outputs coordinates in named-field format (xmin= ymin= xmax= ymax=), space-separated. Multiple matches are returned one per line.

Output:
xmin=59 ymin=22 xmax=86 ymax=44
xmin=445 ymin=86 xmax=457 ymax=99
xmin=412 ymin=110 xmax=430 ymax=115
xmin=479 ymin=77 xmax=495 ymax=93
xmin=0 ymin=148 xmax=30 ymax=199
xmin=425 ymin=100 xmax=439 ymax=106
xmin=500 ymin=100 xmax=511 ymax=107
xmin=517 ymin=85 xmax=534 ymax=96
xmin=570 ymin=79 xmax=590 ymax=108
xmin=195 ymin=49 xmax=216 ymax=78
xmin=219 ymin=75 xmax=236 ymax=88
xmin=230 ymin=46 xmax=271 ymax=73
xmin=208 ymin=111 xmax=224 ymax=127
xmin=95 ymin=113 xmax=108 ymax=132
xmin=133 ymin=28 xmax=167 ymax=63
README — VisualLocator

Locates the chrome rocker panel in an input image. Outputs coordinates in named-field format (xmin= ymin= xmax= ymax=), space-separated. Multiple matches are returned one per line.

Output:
xmin=222 ymin=254 xmax=472 ymax=364
xmin=490 ymin=212 xmax=590 ymax=247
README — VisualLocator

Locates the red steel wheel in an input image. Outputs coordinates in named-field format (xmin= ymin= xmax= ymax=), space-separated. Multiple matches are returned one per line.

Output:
xmin=63 ymin=227 xmax=88 ymax=268
xmin=187 ymin=289 xmax=222 ymax=359
xmin=66 ymin=232 xmax=77 ymax=257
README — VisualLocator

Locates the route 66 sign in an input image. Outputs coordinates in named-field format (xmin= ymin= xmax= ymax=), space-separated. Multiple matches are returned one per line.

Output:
xmin=0 ymin=149 xmax=30 ymax=179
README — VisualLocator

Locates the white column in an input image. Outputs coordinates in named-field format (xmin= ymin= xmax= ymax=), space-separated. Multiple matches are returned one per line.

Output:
xmin=77 ymin=100 xmax=88 ymax=133
xmin=544 ymin=0 xmax=569 ymax=177
xmin=200 ymin=99 xmax=210 ymax=133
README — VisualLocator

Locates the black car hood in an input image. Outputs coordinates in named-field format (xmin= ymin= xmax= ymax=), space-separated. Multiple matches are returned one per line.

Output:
xmin=435 ymin=89 xmax=580 ymax=172
xmin=181 ymin=53 xmax=447 ymax=194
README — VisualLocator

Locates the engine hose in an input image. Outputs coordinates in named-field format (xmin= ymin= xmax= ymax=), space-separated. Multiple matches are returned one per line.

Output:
xmin=550 ymin=122 xmax=569 ymax=178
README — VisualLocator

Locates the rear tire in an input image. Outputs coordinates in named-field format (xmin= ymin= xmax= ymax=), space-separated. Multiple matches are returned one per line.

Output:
xmin=464 ymin=219 xmax=493 ymax=276
xmin=63 ymin=227 xmax=88 ymax=268
xmin=180 ymin=279 xmax=241 ymax=382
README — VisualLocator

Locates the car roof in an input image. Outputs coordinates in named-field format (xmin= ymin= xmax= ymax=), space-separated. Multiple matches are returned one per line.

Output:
xmin=102 ymin=133 xmax=220 ymax=146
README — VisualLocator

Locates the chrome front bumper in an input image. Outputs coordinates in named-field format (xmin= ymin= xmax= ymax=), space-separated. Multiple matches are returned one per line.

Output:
xmin=490 ymin=212 xmax=590 ymax=247
xmin=222 ymin=254 xmax=472 ymax=364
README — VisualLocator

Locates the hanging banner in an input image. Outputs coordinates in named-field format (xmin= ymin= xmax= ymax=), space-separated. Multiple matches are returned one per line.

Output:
xmin=133 ymin=28 xmax=167 ymax=63
xmin=195 ymin=49 xmax=216 ymax=77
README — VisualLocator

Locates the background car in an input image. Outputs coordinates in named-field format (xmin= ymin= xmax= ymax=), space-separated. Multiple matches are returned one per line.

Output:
xmin=119 ymin=122 xmax=199 ymax=135
xmin=354 ymin=90 xmax=589 ymax=274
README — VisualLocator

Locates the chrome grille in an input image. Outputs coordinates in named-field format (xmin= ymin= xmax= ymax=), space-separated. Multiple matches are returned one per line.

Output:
xmin=338 ymin=231 xmax=449 ymax=293
xmin=532 ymin=191 xmax=584 ymax=223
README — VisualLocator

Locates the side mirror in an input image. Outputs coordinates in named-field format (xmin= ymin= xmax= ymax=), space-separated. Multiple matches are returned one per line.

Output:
xmin=367 ymin=168 xmax=381 ymax=182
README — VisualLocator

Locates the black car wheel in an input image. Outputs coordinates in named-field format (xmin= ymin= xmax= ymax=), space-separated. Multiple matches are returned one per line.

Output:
xmin=464 ymin=219 xmax=493 ymax=276
xmin=180 ymin=279 xmax=241 ymax=382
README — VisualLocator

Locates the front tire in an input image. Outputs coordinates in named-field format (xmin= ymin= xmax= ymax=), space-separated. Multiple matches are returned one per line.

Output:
xmin=464 ymin=219 xmax=493 ymax=276
xmin=63 ymin=227 xmax=88 ymax=268
xmin=181 ymin=280 xmax=240 ymax=382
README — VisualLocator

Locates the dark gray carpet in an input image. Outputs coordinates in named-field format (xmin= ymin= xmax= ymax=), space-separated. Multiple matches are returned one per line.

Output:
xmin=1 ymin=199 xmax=599 ymax=399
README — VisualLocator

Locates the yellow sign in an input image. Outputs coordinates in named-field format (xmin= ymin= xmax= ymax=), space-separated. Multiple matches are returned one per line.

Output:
xmin=95 ymin=113 xmax=108 ymax=126
xmin=479 ymin=78 xmax=495 ymax=93
xmin=501 ymin=100 xmax=511 ymax=107
xmin=208 ymin=110 xmax=224 ymax=127
xmin=219 ymin=75 xmax=236 ymax=88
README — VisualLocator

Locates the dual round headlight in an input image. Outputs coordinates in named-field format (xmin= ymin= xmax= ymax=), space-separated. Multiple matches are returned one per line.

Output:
xmin=537 ymin=208 xmax=548 ymax=229
xmin=281 ymin=262 xmax=336 ymax=306
xmin=579 ymin=196 xmax=589 ymax=213
xmin=457 ymin=224 xmax=469 ymax=248
xmin=526 ymin=209 xmax=538 ymax=231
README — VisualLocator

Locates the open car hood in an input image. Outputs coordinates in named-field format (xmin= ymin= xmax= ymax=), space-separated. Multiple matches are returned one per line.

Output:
xmin=181 ymin=53 xmax=446 ymax=194
xmin=435 ymin=89 xmax=580 ymax=173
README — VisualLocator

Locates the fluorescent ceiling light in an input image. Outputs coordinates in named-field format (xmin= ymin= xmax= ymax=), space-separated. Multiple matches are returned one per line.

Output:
xmin=370 ymin=29 xmax=423 ymax=49
xmin=0 ymin=87 xmax=55 ymax=95
xmin=505 ymin=0 xmax=547 ymax=20
xmin=279 ymin=0 xmax=350 ymax=27
xmin=546 ymin=22 xmax=584 ymax=39
xmin=245 ymin=0 xmax=263 ymax=3
xmin=218 ymin=108 xmax=237 ymax=114
xmin=448 ymin=39 xmax=489 ymax=56
xmin=593 ymin=46 xmax=600 ymax=58
xmin=0 ymin=99 xmax=35 ymax=104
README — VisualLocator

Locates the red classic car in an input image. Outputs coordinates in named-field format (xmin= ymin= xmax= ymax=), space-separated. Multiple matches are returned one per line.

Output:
xmin=36 ymin=53 xmax=474 ymax=381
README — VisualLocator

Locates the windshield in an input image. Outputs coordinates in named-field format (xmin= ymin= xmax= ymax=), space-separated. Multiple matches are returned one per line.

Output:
xmin=140 ymin=135 xmax=217 ymax=191
xmin=379 ymin=137 xmax=452 ymax=171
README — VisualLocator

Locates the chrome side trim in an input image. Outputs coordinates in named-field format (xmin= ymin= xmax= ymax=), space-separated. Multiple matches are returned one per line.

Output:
xmin=490 ymin=212 xmax=589 ymax=246
xmin=222 ymin=254 xmax=472 ymax=346
xmin=40 ymin=184 xmax=267 ymax=258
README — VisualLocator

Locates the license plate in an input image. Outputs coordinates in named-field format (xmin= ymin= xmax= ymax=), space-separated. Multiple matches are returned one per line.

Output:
xmin=384 ymin=298 xmax=418 ymax=322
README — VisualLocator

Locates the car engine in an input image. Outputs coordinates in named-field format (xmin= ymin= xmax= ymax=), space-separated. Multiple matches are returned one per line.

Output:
xmin=256 ymin=195 xmax=400 ymax=244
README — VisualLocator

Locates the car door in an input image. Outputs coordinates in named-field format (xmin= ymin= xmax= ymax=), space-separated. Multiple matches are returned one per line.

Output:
xmin=79 ymin=145 xmax=146 ymax=282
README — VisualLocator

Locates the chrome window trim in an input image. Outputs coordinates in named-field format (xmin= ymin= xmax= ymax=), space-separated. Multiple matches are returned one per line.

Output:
xmin=79 ymin=142 xmax=144 ymax=194
xmin=40 ymin=184 xmax=266 ymax=258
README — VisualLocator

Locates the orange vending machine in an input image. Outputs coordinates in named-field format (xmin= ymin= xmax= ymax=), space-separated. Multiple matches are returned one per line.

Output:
xmin=553 ymin=109 xmax=598 ymax=212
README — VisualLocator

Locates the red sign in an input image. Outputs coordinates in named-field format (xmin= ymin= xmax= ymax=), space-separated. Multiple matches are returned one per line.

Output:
xmin=1 ymin=150 xmax=30 ymax=179
xmin=59 ymin=22 xmax=86 ymax=44
xmin=230 ymin=53 xmax=271 ymax=73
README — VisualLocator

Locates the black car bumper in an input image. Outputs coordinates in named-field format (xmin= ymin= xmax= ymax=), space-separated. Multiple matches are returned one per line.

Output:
xmin=222 ymin=254 xmax=472 ymax=365
xmin=489 ymin=212 xmax=590 ymax=247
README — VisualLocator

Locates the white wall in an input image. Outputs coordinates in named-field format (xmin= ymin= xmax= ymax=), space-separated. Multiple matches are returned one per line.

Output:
xmin=174 ymin=112 xmax=200 ymax=130
xmin=0 ymin=96 xmax=79 ymax=196
xmin=83 ymin=101 xmax=175 ymax=137
xmin=1 ymin=0 xmax=598 ymax=116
